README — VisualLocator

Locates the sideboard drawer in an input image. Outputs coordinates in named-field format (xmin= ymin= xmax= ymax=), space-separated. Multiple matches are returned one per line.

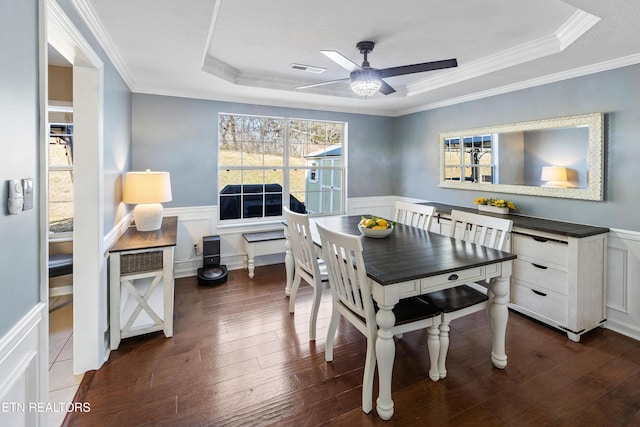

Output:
xmin=513 ymin=259 xmax=568 ymax=295
xmin=513 ymin=233 xmax=568 ymax=268
xmin=511 ymin=281 xmax=567 ymax=325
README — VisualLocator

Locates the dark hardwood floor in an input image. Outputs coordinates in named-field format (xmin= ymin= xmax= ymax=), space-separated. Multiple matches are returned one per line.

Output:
xmin=68 ymin=264 xmax=640 ymax=426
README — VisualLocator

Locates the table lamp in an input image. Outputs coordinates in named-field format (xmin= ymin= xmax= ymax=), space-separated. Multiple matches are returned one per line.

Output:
xmin=123 ymin=170 xmax=172 ymax=231
xmin=541 ymin=166 xmax=569 ymax=188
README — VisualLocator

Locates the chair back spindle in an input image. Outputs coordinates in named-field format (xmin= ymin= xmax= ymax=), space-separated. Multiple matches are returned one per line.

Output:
xmin=394 ymin=201 xmax=436 ymax=231
xmin=449 ymin=209 xmax=512 ymax=250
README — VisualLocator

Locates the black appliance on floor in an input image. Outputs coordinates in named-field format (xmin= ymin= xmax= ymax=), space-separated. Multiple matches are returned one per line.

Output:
xmin=197 ymin=235 xmax=228 ymax=286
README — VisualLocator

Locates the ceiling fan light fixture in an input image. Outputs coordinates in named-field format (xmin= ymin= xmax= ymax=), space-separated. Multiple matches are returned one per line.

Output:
xmin=350 ymin=69 xmax=382 ymax=97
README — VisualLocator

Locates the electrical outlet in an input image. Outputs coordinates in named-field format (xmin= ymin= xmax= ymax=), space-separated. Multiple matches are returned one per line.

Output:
xmin=193 ymin=242 xmax=199 ymax=257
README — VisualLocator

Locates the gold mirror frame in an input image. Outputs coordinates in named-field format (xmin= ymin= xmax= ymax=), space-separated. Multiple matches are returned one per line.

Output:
xmin=438 ymin=113 xmax=604 ymax=201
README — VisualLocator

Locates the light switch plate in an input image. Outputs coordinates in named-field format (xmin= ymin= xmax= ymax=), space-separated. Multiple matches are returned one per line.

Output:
xmin=22 ymin=178 xmax=33 ymax=210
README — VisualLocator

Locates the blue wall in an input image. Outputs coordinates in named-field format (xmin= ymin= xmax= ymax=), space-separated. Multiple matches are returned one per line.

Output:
xmin=393 ymin=63 xmax=640 ymax=231
xmin=132 ymin=94 xmax=394 ymax=206
xmin=0 ymin=0 xmax=41 ymax=335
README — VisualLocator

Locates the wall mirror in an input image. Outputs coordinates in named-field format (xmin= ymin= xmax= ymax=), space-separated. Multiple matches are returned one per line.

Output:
xmin=438 ymin=113 xmax=604 ymax=201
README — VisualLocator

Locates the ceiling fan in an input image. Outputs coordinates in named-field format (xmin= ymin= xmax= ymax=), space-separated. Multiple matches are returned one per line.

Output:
xmin=297 ymin=41 xmax=458 ymax=97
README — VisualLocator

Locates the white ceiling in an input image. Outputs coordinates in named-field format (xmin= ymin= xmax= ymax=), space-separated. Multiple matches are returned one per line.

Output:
xmin=73 ymin=0 xmax=640 ymax=116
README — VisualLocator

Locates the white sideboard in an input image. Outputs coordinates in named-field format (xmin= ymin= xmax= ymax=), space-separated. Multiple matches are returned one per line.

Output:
xmin=423 ymin=202 xmax=608 ymax=342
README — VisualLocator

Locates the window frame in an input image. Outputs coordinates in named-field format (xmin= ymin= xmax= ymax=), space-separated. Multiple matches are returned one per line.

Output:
xmin=217 ymin=113 xmax=347 ymax=224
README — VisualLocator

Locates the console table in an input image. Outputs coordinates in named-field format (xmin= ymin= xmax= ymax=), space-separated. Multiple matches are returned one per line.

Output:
xmin=109 ymin=216 xmax=177 ymax=350
xmin=421 ymin=202 xmax=609 ymax=342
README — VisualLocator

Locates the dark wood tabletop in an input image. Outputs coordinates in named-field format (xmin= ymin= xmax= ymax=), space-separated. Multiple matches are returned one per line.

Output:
xmin=109 ymin=216 xmax=178 ymax=252
xmin=311 ymin=215 xmax=516 ymax=286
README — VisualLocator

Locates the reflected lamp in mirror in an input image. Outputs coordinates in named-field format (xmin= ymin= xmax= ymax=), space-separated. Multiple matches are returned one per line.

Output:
xmin=123 ymin=170 xmax=172 ymax=231
xmin=541 ymin=166 xmax=569 ymax=188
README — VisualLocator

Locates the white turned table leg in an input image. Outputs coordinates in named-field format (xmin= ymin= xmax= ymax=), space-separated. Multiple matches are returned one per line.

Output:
xmin=375 ymin=304 xmax=396 ymax=420
xmin=427 ymin=325 xmax=441 ymax=382
xmin=489 ymin=273 xmax=509 ymax=369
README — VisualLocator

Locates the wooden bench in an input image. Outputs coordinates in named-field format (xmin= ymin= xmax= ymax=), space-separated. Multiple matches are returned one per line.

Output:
xmin=242 ymin=230 xmax=286 ymax=278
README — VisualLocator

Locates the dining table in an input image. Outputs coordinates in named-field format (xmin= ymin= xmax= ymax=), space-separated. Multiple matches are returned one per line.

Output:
xmin=284 ymin=214 xmax=517 ymax=420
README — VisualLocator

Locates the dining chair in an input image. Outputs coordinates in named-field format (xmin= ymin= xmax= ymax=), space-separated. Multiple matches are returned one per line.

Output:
xmin=394 ymin=201 xmax=437 ymax=231
xmin=283 ymin=207 xmax=329 ymax=341
xmin=420 ymin=209 xmax=513 ymax=379
xmin=317 ymin=223 xmax=442 ymax=414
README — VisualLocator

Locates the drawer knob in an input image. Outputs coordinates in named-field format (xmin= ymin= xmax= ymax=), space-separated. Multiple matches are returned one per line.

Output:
xmin=532 ymin=289 xmax=548 ymax=297
xmin=448 ymin=274 xmax=459 ymax=281
xmin=531 ymin=263 xmax=548 ymax=270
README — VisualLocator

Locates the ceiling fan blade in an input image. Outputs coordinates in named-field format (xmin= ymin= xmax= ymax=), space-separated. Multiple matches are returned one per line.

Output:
xmin=379 ymin=79 xmax=396 ymax=95
xmin=321 ymin=50 xmax=362 ymax=72
xmin=378 ymin=58 xmax=458 ymax=79
xmin=296 ymin=78 xmax=350 ymax=90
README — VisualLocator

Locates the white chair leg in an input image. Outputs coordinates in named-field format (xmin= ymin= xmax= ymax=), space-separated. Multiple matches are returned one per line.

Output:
xmin=438 ymin=322 xmax=450 ymax=379
xmin=361 ymin=336 xmax=376 ymax=414
xmin=427 ymin=326 xmax=441 ymax=381
xmin=288 ymin=274 xmax=302 ymax=313
xmin=325 ymin=307 xmax=340 ymax=362
xmin=308 ymin=281 xmax=322 ymax=341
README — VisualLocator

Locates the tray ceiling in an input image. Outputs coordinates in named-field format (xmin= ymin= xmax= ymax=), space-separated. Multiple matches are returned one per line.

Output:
xmin=75 ymin=0 xmax=640 ymax=116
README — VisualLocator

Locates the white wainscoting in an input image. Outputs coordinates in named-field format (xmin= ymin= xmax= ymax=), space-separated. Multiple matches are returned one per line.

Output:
xmin=0 ymin=302 xmax=48 ymax=427
xmin=165 ymin=198 xmax=402 ymax=278
xmin=164 ymin=199 xmax=640 ymax=342
xmin=165 ymin=206 xmax=289 ymax=278
xmin=605 ymin=228 xmax=640 ymax=341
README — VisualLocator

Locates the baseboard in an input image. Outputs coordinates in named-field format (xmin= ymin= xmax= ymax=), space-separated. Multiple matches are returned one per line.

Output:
xmin=604 ymin=320 xmax=640 ymax=342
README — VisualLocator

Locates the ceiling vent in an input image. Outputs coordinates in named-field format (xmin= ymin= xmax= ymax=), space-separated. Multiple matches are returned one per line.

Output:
xmin=289 ymin=63 xmax=326 ymax=74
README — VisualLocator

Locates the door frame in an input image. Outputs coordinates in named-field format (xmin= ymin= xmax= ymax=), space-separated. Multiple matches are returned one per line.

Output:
xmin=46 ymin=0 xmax=106 ymax=374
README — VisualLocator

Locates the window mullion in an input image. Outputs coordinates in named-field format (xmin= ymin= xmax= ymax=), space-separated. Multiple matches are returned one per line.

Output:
xmin=283 ymin=119 xmax=290 ymax=212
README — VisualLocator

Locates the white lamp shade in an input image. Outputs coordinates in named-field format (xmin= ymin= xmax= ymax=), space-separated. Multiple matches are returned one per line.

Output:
xmin=123 ymin=170 xmax=172 ymax=204
xmin=123 ymin=170 xmax=172 ymax=231
xmin=541 ymin=166 xmax=568 ymax=183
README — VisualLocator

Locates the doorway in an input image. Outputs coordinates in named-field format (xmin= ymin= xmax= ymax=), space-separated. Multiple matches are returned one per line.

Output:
xmin=46 ymin=0 xmax=106 ymax=379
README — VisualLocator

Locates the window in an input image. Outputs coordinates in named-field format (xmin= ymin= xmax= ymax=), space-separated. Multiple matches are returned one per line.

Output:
xmin=443 ymin=134 xmax=494 ymax=183
xmin=48 ymin=107 xmax=74 ymax=234
xmin=218 ymin=114 xmax=345 ymax=221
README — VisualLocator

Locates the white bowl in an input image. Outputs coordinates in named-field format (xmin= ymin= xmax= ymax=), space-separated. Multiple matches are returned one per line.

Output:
xmin=358 ymin=223 xmax=394 ymax=238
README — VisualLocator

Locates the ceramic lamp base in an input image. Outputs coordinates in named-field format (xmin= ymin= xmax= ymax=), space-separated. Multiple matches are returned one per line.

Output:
xmin=133 ymin=203 xmax=164 ymax=231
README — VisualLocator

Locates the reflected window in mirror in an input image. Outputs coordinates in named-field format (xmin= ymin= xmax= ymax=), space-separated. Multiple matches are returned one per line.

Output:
xmin=444 ymin=135 xmax=494 ymax=184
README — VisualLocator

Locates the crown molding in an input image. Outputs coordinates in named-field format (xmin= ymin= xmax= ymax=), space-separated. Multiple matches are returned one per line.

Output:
xmin=557 ymin=9 xmax=601 ymax=50
xmin=395 ymin=52 xmax=640 ymax=116
xmin=48 ymin=0 xmax=102 ymax=68
xmin=407 ymin=9 xmax=600 ymax=97
xmin=71 ymin=0 xmax=136 ymax=90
